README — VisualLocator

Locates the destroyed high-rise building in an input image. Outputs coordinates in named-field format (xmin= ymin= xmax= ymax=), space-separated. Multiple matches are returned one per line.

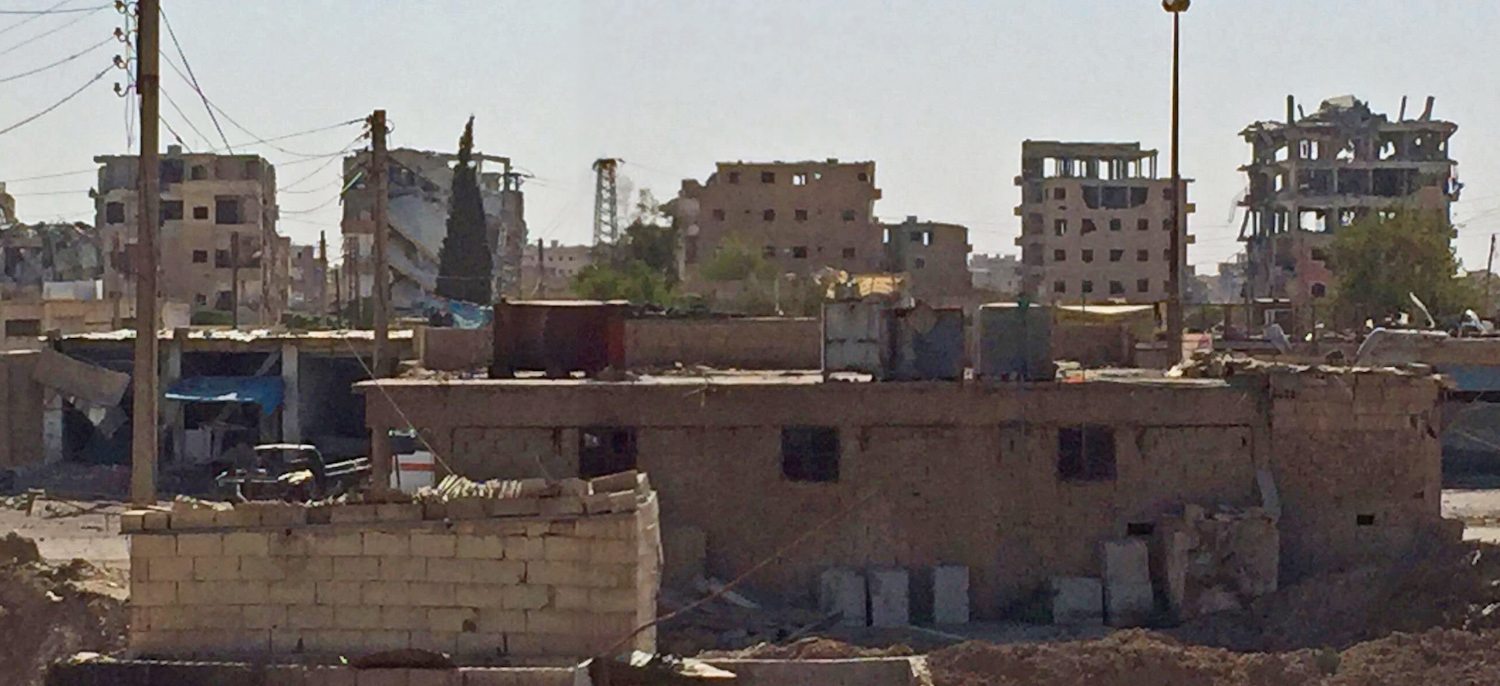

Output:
xmin=1239 ymin=95 xmax=1460 ymax=307
xmin=340 ymin=148 xmax=526 ymax=309
xmin=1015 ymin=141 xmax=1193 ymax=304
xmin=93 ymin=147 xmax=290 ymax=323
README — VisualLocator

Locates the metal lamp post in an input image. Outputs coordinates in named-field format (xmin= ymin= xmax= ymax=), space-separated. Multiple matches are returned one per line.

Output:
xmin=1164 ymin=0 xmax=1189 ymax=365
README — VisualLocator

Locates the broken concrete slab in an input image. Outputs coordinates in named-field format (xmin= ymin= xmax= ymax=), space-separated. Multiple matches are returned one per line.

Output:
xmin=819 ymin=568 xmax=867 ymax=627
xmin=1105 ymin=581 xmax=1153 ymax=627
xmin=869 ymin=568 xmax=911 ymax=628
xmin=32 ymin=348 xmax=128 ymax=407
xmin=932 ymin=565 xmax=969 ymax=625
xmin=1051 ymin=577 xmax=1103 ymax=626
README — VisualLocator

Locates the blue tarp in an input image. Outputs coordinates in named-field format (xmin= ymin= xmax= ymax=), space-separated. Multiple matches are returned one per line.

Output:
xmin=164 ymin=377 xmax=284 ymax=416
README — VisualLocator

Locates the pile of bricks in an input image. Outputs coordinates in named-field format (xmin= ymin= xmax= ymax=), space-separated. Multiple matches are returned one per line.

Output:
xmin=121 ymin=471 xmax=661 ymax=662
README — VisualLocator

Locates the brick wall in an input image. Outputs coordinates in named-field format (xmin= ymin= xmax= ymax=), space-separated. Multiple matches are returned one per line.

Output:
xmin=123 ymin=479 xmax=660 ymax=661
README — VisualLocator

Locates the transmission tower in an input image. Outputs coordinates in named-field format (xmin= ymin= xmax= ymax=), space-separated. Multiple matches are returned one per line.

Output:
xmin=592 ymin=158 xmax=621 ymax=249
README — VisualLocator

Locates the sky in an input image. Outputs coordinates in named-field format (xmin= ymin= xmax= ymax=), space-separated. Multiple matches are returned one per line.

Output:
xmin=3 ymin=0 xmax=1500 ymax=274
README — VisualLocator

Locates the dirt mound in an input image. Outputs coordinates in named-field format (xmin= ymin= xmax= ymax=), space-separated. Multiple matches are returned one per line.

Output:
xmin=928 ymin=631 xmax=1325 ymax=686
xmin=0 ymin=532 xmax=40 ymax=565
xmin=0 ymin=543 xmax=126 ymax=686
xmin=707 ymin=637 xmax=915 ymax=660
xmin=1327 ymin=630 xmax=1500 ymax=685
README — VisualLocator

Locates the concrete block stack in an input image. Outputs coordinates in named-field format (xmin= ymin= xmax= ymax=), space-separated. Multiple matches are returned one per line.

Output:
xmin=1100 ymin=539 xmax=1152 ymax=627
xmin=120 ymin=471 xmax=661 ymax=661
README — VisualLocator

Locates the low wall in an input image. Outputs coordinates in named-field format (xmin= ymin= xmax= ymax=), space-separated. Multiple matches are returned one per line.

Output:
xmin=417 ymin=326 xmax=493 ymax=372
xmin=0 ymin=350 xmax=44 ymax=469
xmin=123 ymin=476 xmax=660 ymax=661
xmin=624 ymin=317 xmax=820 ymax=370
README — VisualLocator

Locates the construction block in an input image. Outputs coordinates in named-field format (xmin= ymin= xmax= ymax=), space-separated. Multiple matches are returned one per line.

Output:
xmin=130 ymin=533 xmax=178 ymax=558
xmin=192 ymin=556 xmax=239 ymax=581
xmin=932 ymin=565 xmax=970 ymax=625
xmin=380 ymin=556 xmax=427 ymax=581
xmin=145 ymin=556 xmax=193 ymax=582
xmin=214 ymin=508 xmax=261 ymax=528
xmin=171 ymin=508 xmax=218 ymax=529
xmin=142 ymin=510 xmax=172 ymax=531
xmin=456 ymin=535 xmax=506 ymax=560
xmin=818 ymin=568 xmax=867 ymax=627
xmin=1101 ymin=538 xmax=1151 ymax=586
xmin=486 ymin=497 xmax=541 ymax=517
xmin=333 ymin=556 xmax=381 ymax=581
xmin=538 ymin=497 xmax=584 ymax=517
xmin=868 ymin=568 xmax=910 ymax=628
xmin=176 ymin=533 xmax=222 ymax=557
xmin=588 ymin=470 xmax=639 ymax=494
xmin=120 ymin=510 xmax=146 ymax=533
xmin=329 ymin=504 xmax=381 ymax=524
xmin=1051 ymin=577 xmax=1103 ymax=626
xmin=363 ymin=531 xmax=410 ymax=557
xmin=1105 ymin=581 xmax=1154 ymax=627
xmin=376 ymin=503 xmax=424 ymax=522
xmin=223 ymin=532 xmax=269 ymax=557
xmin=410 ymin=533 xmax=457 ymax=558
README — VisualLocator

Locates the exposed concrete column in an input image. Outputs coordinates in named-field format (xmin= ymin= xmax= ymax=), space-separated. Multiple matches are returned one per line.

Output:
xmin=166 ymin=328 xmax=186 ymax=464
xmin=281 ymin=343 xmax=300 ymax=443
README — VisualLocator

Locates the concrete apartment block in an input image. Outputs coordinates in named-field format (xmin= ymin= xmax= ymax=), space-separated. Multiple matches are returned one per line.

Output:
xmin=123 ymin=481 xmax=660 ymax=661
xmin=818 ymin=568 xmax=868 ymax=627
xmin=1051 ymin=577 xmax=1103 ymax=626
xmin=932 ymin=565 xmax=970 ymax=625
xmin=868 ymin=568 xmax=910 ymax=628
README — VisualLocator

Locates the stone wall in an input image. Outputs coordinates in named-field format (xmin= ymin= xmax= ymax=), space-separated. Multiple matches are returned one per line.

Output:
xmin=123 ymin=476 xmax=660 ymax=661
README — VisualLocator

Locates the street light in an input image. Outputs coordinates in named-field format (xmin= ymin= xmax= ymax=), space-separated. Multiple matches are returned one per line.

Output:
xmin=1164 ymin=0 xmax=1189 ymax=365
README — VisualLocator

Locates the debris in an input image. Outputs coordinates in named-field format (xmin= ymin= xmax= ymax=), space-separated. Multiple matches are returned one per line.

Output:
xmin=0 ymin=534 xmax=125 ymax=686
xmin=0 ymin=532 xmax=40 ymax=565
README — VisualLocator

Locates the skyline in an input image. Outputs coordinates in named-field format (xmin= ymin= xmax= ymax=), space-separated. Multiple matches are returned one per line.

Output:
xmin=2 ymin=0 xmax=1498 ymax=274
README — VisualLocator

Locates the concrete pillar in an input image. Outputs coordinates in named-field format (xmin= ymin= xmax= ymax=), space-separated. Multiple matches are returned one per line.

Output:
xmin=932 ymin=565 xmax=970 ymax=625
xmin=370 ymin=420 xmax=391 ymax=493
xmin=166 ymin=328 xmax=186 ymax=464
xmin=1101 ymin=538 xmax=1153 ymax=627
xmin=818 ymin=568 xmax=867 ymax=627
xmin=280 ymin=343 xmax=300 ymax=443
xmin=42 ymin=391 xmax=62 ymax=465
xmin=868 ymin=568 xmax=910 ymax=628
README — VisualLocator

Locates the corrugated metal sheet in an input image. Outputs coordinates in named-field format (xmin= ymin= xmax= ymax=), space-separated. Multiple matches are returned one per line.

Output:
xmin=822 ymin=301 xmax=887 ymax=376
xmin=978 ymin=303 xmax=1055 ymax=382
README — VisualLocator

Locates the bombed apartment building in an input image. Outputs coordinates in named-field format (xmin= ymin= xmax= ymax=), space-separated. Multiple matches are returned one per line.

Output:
xmin=882 ymin=216 xmax=973 ymax=300
xmin=340 ymin=148 xmax=527 ymax=309
xmin=93 ymin=147 xmax=291 ymax=323
xmin=1239 ymin=95 xmax=1460 ymax=308
xmin=288 ymin=241 xmax=328 ymax=315
xmin=1015 ymin=141 xmax=1193 ymax=305
xmin=519 ymin=240 xmax=593 ymax=297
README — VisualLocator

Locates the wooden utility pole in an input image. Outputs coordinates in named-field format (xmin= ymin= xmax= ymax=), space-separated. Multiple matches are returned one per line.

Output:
xmin=130 ymin=0 xmax=161 ymax=505
xmin=536 ymin=238 xmax=545 ymax=298
xmin=1486 ymin=233 xmax=1496 ymax=318
xmin=1165 ymin=3 xmax=1188 ymax=366
xmin=317 ymin=231 xmax=329 ymax=318
xmin=370 ymin=110 xmax=389 ymax=376
xmin=230 ymin=234 xmax=241 ymax=329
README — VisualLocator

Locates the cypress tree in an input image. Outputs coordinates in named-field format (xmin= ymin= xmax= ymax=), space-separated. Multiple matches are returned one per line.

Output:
xmin=436 ymin=117 xmax=492 ymax=304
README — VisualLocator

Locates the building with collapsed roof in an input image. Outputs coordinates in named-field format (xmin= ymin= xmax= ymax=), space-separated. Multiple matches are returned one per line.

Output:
xmin=340 ymin=148 xmax=526 ymax=310
xmin=1239 ymin=95 xmax=1460 ymax=312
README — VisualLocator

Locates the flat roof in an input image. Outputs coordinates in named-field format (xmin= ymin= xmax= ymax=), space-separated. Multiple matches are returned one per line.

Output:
xmin=362 ymin=368 xmax=1234 ymax=389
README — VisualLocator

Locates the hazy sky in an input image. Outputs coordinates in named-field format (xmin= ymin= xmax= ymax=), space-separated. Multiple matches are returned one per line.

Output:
xmin=3 ymin=0 xmax=1499 ymax=272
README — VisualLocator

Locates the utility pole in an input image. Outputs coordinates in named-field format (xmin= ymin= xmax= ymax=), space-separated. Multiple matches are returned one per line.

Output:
xmin=536 ymin=238 xmax=545 ymax=298
xmin=130 ymin=0 xmax=160 ymax=505
xmin=1164 ymin=0 xmax=1190 ymax=366
xmin=1486 ymin=233 xmax=1496 ymax=318
xmin=592 ymin=158 xmax=620 ymax=255
xmin=230 ymin=234 xmax=241 ymax=329
xmin=318 ymin=231 xmax=329 ymax=318
xmin=370 ymin=110 xmax=390 ymax=376
xmin=348 ymin=245 xmax=360 ymax=326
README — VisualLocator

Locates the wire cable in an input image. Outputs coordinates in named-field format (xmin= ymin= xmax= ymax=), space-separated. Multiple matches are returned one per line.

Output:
xmin=0 ymin=0 xmax=73 ymax=37
xmin=0 ymin=168 xmax=95 ymax=184
xmin=0 ymin=3 xmax=106 ymax=57
xmin=159 ymin=85 xmax=211 ymax=151
xmin=0 ymin=4 xmax=109 ymax=14
xmin=158 ymin=6 xmax=231 ymax=153
xmin=0 ymin=63 xmax=112 ymax=138
xmin=0 ymin=33 xmax=111 ymax=84
xmin=277 ymin=138 xmax=361 ymax=192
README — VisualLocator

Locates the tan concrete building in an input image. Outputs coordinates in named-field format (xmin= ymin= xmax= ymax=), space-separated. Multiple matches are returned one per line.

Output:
xmin=882 ymin=216 xmax=972 ymax=299
xmin=288 ymin=242 xmax=327 ymax=315
xmin=669 ymin=160 xmax=884 ymax=292
xmin=1015 ymin=141 xmax=1193 ymax=305
xmin=970 ymin=253 xmax=1023 ymax=296
xmin=93 ymin=146 xmax=288 ymax=323
xmin=519 ymin=240 xmax=593 ymax=297
xmin=1239 ymin=95 xmax=1459 ymax=308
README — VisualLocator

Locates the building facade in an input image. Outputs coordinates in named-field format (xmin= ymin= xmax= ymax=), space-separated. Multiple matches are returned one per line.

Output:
xmin=519 ymin=240 xmax=593 ymax=298
xmin=969 ymin=253 xmax=1023 ymax=296
xmin=882 ymin=216 xmax=972 ymax=299
xmin=1015 ymin=141 xmax=1193 ymax=305
xmin=1239 ymin=95 xmax=1460 ymax=306
xmin=341 ymin=148 xmax=526 ymax=309
xmin=669 ymin=160 xmax=884 ymax=292
xmin=288 ymin=242 xmax=327 ymax=315
xmin=93 ymin=147 xmax=289 ymax=323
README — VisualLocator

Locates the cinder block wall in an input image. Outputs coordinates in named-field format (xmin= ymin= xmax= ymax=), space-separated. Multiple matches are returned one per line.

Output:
xmin=126 ymin=496 xmax=660 ymax=660
xmin=623 ymin=317 xmax=821 ymax=370
xmin=1269 ymin=370 xmax=1445 ymax=580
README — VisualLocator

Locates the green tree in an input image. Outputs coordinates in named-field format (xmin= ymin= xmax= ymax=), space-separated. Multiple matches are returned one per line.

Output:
xmin=436 ymin=117 xmax=493 ymax=304
xmin=698 ymin=237 xmax=776 ymax=283
xmin=1331 ymin=210 xmax=1475 ymax=325
xmin=572 ymin=260 xmax=672 ymax=304
xmin=572 ymin=189 xmax=680 ymax=303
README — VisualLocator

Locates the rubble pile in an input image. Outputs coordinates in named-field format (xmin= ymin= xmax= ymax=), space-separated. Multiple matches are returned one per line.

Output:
xmin=656 ymin=585 xmax=841 ymax=656
xmin=0 ymin=534 xmax=126 ymax=686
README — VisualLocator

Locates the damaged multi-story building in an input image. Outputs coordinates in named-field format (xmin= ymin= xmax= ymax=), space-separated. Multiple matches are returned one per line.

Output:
xmin=0 ymin=184 xmax=125 ymax=337
xmin=1015 ymin=141 xmax=1193 ymax=305
xmin=340 ymin=148 xmax=526 ymax=309
xmin=519 ymin=240 xmax=593 ymax=297
xmin=882 ymin=216 xmax=972 ymax=300
xmin=1239 ymin=95 xmax=1460 ymax=308
xmin=288 ymin=241 xmax=328 ymax=315
xmin=93 ymin=146 xmax=291 ymax=323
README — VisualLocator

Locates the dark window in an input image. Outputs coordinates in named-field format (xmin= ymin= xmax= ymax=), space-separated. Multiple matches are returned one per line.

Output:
xmin=712 ymin=208 xmax=726 ymax=221
xmin=1052 ymin=280 xmax=1066 ymax=293
xmin=1109 ymin=218 xmax=1122 ymax=232
xmin=761 ymin=171 xmax=776 ymax=184
xmin=1082 ymin=280 xmax=1094 ymax=294
xmin=781 ymin=427 xmax=839 ymax=482
xmin=841 ymin=247 xmax=856 ymax=259
xmin=1136 ymin=249 xmax=1149 ymax=262
xmin=1310 ymin=248 xmax=1329 ymax=262
xmin=1109 ymin=281 xmax=1124 ymax=295
xmin=913 ymin=257 xmax=926 ymax=269
xmin=791 ymin=246 xmax=808 ymax=259
xmin=1053 ymin=188 xmax=1066 ymax=200
xmin=215 ymin=197 xmax=243 ymax=224
xmin=795 ymin=209 xmax=808 ymax=221
xmin=1356 ymin=513 xmax=1375 ymax=526
xmin=215 ymin=291 xmax=232 ymax=310
xmin=1311 ymin=282 xmax=1328 ymax=298
xmin=762 ymin=245 xmax=776 ymax=258
xmin=842 ymin=210 xmax=856 ymax=222
xmin=193 ymin=206 xmax=209 ymax=220
xmin=161 ymin=200 xmax=184 ymax=222
xmin=857 ymin=172 xmax=869 ymax=182
xmin=105 ymin=202 xmax=125 ymax=224
xmin=1109 ymin=249 xmax=1123 ymax=262
xmin=579 ymin=427 xmax=637 ymax=479
xmin=728 ymin=172 xmax=740 ymax=184
xmin=194 ymin=293 xmax=207 ymax=306
xmin=190 ymin=165 xmax=208 ymax=181
xmin=763 ymin=209 xmax=776 ymax=221
xmin=1137 ymin=278 xmax=1150 ymax=293
xmin=1053 ymin=249 xmax=1066 ymax=262
xmin=159 ymin=159 xmax=184 ymax=185
xmin=1127 ymin=522 xmax=1155 ymax=537
xmin=4 ymin=319 xmax=41 ymax=338
xmin=1057 ymin=425 xmax=1116 ymax=481
xmin=1137 ymin=218 xmax=1149 ymax=232
xmin=1163 ymin=187 xmax=1175 ymax=201
xmin=214 ymin=250 xmax=230 ymax=268
xmin=1130 ymin=188 xmax=1148 ymax=207
xmin=1081 ymin=219 xmax=1096 ymax=234
xmin=192 ymin=250 xmax=208 ymax=263
xmin=1082 ymin=249 xmax=1094 ymax=263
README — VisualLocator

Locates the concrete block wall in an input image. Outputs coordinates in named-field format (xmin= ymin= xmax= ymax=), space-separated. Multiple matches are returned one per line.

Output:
xmin=623 ymin=317 xmax=821 ymax=370
xmin=123 ymin=487 xmax=660 ymax=661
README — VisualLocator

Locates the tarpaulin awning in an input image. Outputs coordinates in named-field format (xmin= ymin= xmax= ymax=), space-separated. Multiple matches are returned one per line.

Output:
xmin=164 ymin=376 xmax=284 ymax=416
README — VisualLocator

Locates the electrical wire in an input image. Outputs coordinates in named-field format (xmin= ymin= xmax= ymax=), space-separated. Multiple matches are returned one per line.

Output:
xmin=0 ymin=63 xmax=112 ymax=137
xmin=0 ymin=33 xmax=111 ymax=84
xmin=277 ymin=135 xmax=363 ymax=191
xmin=0 ymin=168 xmax=95 ymax=184
xmin=0 ymin=4 xmax=109 ymax=14
xmin=159 ymin=85 xmax=212 ymax=151
xmin=0 ymin=0 xmax=73 ymax=37
xmin=0 ymin=3 xmax=106 ymax=56
xmin=157 ymin=6 xmax=232 ymax=153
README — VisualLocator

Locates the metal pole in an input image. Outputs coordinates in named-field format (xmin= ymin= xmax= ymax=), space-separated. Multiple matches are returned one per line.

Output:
xmin=370 ymin=110 xmax=389 ymax=376
xmin=1486 ymin=233 xmax=1496 ymax=318
xmin=1166 ymin=5 xmax=1186 ymax=365
xmin=130 ymin=0 xmax=160 ymax=505
xmin=536 ymin=238 xmax=545 ymax=298
xmin=230 ymin=234 xmax=240 ymax=329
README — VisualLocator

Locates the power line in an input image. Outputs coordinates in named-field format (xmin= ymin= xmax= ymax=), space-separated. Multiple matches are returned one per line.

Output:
xmin=0 ymin=168 xmax=95 ymax=184
xmin=0 ymin=4 xmax=109 ymax=14
xmin=0 ymin=0 xmax=73 ymax=37
xmin=0 ymin=63 xmax=112 ymax=137
xmin=0 ymin=33 xmax=111 ymax=84
xmin=157 ymin=6 xmax=231 ymax=153
xmin=0 ymin=3 xmax=106 ymax=56
xmin=159 ymin=85 xmax=211 ymax=150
